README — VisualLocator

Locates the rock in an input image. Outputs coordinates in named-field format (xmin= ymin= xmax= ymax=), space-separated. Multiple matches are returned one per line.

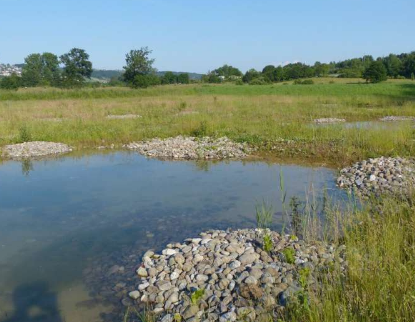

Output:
xmin=238 ymin=253 xmax=259 ymax=265
xmin=3 ymin=141 xmax=72 ymax=159
xmin=126 ymin=136 xmax=253 ymax=160
xmin=240 ymin=284 xmax=263 ymax=300
xmin=314 ymin=118 xmax=346 ymax=124
xmin=157 ymin=280 xmax=172 ymax=291
xmin=136 ymin=267 xmax=148 ymax=277
xmin=244 ymin=276 xmax=258 ymax=285
xmin=182 ymin=305 xmax=199 ymax=320
xmin=128 ymin=291 xmax=140 ymax=300
xmin=196 ymin=274 xmax=209 ymax=282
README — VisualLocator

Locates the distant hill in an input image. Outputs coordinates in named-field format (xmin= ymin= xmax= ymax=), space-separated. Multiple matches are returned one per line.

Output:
xmin=91 ymin=69 xmax=204 ymax=81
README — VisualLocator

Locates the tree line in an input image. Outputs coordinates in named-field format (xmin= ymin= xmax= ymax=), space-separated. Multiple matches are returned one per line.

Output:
xmin=203 ymin=52 xmax=415 ymax=84
xmin=0 ymin=47 xmax=190 ymax=90
xmin=1 ymin=48 xmax=415 ymax=90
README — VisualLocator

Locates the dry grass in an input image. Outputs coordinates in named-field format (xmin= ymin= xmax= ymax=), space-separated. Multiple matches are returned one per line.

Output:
xmin=0 ymin=79 xmax=414 ymax=165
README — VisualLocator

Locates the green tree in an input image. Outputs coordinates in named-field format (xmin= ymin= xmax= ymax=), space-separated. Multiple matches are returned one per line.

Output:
xmin=213 ymin=64 xmax=242 ymax=79
xmin=22 ymin=52 xmax=60 ymax=87
xmin=402 ymin=53 xmax=415 ymax=79
xmin=21 ymin=54 xmax=42 ymax=86
xmin=161 ymin=71 xmax=177 ymax=84
xmin=384 ymin=54 xmax=402 ymax=78
xmin=177 ymin=73 xmax=190 ymax=84
xmin=60 ymin=48 xmax=92 ymax=86
xmin=0 ymin=73 xmax=22 ymax=90
xmin=123 ymin=47 xmax=156 ymax=87
xmin=363 ymin=61 xmax=388 ymax=83
xmin=242 ymin=69 xmax=261 ymax=83
xmin=262 ymin=65 xmax=276 ymax=82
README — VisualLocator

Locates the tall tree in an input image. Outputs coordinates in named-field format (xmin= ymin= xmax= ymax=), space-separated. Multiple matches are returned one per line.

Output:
xmin=363 ymin=61 xmax=387 ymax=83
xmin=60 ymin=48 xmax=93 ymax=86
xmin=177 ymin=73 xmax=190 ymax=84
xmin=123 ymin=47 xmax=156 ymax=88
xmin=22 ymin=53 xmax=60 ymax=87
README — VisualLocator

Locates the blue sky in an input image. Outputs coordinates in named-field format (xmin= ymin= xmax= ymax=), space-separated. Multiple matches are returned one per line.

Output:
xmin=0 ymin=0 xmax=414 ymax=73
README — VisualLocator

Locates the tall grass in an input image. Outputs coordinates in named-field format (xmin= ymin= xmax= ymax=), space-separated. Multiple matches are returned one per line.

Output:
xmin=0 ymin=80 xmax=414 ymax=165
xmin=283 ymin=194 xmax=415 ymax=322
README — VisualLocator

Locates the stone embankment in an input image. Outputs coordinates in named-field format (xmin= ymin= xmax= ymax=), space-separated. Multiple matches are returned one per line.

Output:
xmin=314 ymin=118 xmax=346 ymax=124
xmin=2 ymin=141 xmax=72 ymax=159
xmin=128 ymin=229 xmax=345 ymax=322
xmin=126 ymin=136 xmax=252 ymax=160
xmin=380 ymin=116 xmax=415 ymax=122
xmin=337 ymin=157 xmax=415 ymax=197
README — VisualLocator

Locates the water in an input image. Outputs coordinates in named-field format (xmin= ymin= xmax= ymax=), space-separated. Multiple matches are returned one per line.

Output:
xmin=0 ymin=152 xmax=345 ymax=322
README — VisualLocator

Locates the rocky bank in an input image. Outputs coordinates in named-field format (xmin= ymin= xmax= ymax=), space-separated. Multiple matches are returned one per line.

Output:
xmin=337 ymin=157 xmax=415 ymax=197
xmin=2 ymin=141 xmax=73 ymax=159
xmin=126 ymin=136 xmax=252 ymax=160
xmin=126 ymin=229 xmax=345 ymax=322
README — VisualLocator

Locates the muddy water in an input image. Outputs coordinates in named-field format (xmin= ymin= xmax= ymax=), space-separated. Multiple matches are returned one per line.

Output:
xmin=0 ymin=152 xmax=346 ymax=322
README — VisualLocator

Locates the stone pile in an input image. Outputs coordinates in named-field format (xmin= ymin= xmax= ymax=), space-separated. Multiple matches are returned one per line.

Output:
xmin=126 ymin=136 xmax=252 ymax=160
xmin=127 ymin=229 xmax=345 ymax=322
xmin=106 ymin=114 xmax=142 ymax=119
xmin=380 ymin=116 xmax=415 ymax=122
xmin=337 ymin=157 xmax=415 ymax=197
xmin=2 ymin=141 xmax=72 ymax=159
xmin=314 ymin=118 xmax=346 ymax=124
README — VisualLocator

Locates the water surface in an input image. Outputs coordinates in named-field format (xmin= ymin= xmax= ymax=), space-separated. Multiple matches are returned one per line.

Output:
xmin=0 ymin=152 xmax=345 ymax=322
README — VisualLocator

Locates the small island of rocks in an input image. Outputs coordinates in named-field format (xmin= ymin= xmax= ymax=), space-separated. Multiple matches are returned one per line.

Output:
xmin=126 ymin=136 xmax=252 ymax=160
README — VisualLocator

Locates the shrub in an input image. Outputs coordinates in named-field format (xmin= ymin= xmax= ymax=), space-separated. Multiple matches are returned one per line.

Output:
xmin=18 ymin=126 xmax=32 ymax=142
xmin=249 ymin=77 xmax=268 ymax=85
xmin=294 ymin=79 xmax=314 ymax=85
xmin=235 ymin=79 xmax=244 ymax=85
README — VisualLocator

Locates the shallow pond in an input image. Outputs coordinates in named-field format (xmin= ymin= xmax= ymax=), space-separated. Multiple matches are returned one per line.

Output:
xmin=0 ymin=152 xmax=347 ymax=322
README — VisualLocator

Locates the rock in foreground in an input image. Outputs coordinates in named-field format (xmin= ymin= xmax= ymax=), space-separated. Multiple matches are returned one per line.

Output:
xmin=127 ymin=229 xmax=345 ymax=321
xmin=126 ymin=136 xmax=252 ymax=160
xmin=337 ymin=157 xmax=415 ymax=197
xmin=2 ymin=141 xmax=72 ymax=159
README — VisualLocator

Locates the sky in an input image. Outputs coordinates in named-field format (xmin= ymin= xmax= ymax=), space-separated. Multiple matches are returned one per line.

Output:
xmin=0 ymin=0 xmax=414 ymax=73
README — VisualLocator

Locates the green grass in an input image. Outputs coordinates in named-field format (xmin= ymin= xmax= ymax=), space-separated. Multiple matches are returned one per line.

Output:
xmin=0 ymin=79 xmax=414 ymax=165
xmin=282 ymin=194 xmax=415 ymax=322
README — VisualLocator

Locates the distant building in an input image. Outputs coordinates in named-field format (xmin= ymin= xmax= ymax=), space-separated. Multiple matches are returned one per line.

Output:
xmin=0 ymin=63 xmax=22 ymax=77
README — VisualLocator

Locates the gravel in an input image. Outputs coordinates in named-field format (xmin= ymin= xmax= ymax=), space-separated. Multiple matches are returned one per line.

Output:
xmin=106 ymin=114 xmax=142 ymax=119
xmin=314 ymin=118 xmax=346 ymax=124
xmin=379 ymin=116 xmax=415 ymax=122
xmin=126 ymin=229 xmax=345 ymax=321
xmin=126 ymin=136 xmax=252 ymax=160
xmin=337 ymin=157 xmax=415 ymax=197
xmin=2 ymin=141 xmax=73 ymax=159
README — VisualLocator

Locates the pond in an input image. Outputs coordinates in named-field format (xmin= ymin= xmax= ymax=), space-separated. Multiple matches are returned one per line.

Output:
xmin=0 ymin=152 xmax=347 ymax=322
xmin=310 ymin=120 xmax=414 ymax=130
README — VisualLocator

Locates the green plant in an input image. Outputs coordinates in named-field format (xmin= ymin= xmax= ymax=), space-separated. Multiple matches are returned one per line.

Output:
xmin=263 ymin=233 xmax=273 ymax=253
xmin=255 ymin=201 xmax=273 ymax=229
xmin=235 ymin=79 xmax=244 ymax=85
xmin=190 ymin=289 xmax=205 ymax=305
xmin=282 ymin=247 xmax=295 ymax=264
xmin=191 ymin=120 xmax=208 ymax=137
xmin=173 ymin=313 xmax=182 ymax=322
xmin=178 ymin=101 xmax=187 ymax=111
xmin=18 ymin=125 xmax=32 ymax=142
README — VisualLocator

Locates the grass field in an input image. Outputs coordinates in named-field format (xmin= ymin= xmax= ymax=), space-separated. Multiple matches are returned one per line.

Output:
xmin=0 ymin=78 xmax=414 ymax=165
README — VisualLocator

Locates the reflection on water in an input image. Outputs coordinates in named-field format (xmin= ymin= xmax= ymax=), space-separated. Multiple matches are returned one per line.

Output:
xmin=0 ymin=152 xmax=346 ymax=322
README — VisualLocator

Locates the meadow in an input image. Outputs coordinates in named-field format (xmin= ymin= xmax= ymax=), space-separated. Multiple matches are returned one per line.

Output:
xmin=0 ymin=78 xmax=414 ymax=166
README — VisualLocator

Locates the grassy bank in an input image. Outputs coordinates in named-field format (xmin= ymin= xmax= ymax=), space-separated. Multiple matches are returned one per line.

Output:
xmin=0 ymin=79 xmax=414 ymax=166
xmin=282 ymin=194 xmax=415 ymax=322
